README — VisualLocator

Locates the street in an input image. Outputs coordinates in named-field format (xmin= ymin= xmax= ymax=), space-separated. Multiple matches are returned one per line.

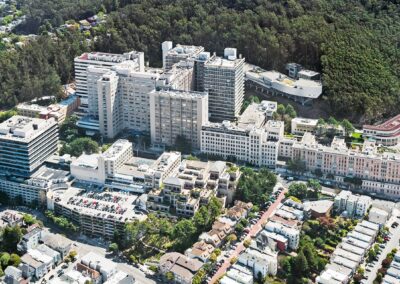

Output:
xmin=209 ymin=186 xmax=288 ymax=284
xmin=363 ymin=210 xmax=400 ymax=284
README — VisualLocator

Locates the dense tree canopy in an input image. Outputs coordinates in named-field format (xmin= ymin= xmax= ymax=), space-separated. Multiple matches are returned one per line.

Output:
xmin=236 ymin=168 xmax=277 ymax=206
xmin=1 ymin=0 xmax=399 ymax=121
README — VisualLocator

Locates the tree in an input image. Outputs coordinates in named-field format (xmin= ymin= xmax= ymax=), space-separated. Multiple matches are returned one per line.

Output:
xmin=285 ymin=104 xmax=297 ymax=118
xmin=236 ymin=168 xmax=277 ymax=206
xmin=293 ymin=251 xmax=309 ymax=277
xmin=226 ymin=234 xmax=237 ymax=243
xmin=287 ymin=159 xmax=306 ymax=174
xmin=174 ymin=135 xmax=192 ymax=154
xmin=23 ymin=214 xmax=36 ymax=225
xmin=277 ymin=104 xmax=286 ymax=116
xmin=209 ymin=253 xmax=217 ymax=262
xmin=61 ymin=137 xmax=99 ymax=157
xmin=173 ymin=219 xmax=196 ymax=251
xmin=0 ymin=192 xmax=9 ymax=208
xmin=69 ymin=251 xmax=77 ymax=261
xmin=0 ymin=253 xmax=10 ymax=268
xmin=288 ymin=183 xmax=308 ymax=200
xmin=109 ymin=243 xmax=119 ymax=253
xmin=9 ymin=254 xmax=20 ymax=267
xmin=341 ymin=119 xmax=355 ymax=136
xmin=2 ymin=226 xmax=22 ymax=252
xmin=165 ymin=271 xmax=174 ymax=282
xmin=327 ymin=116 xmax=339 ymax=126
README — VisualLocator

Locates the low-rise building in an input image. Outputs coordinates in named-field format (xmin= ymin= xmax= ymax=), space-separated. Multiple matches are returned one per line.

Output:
xmin=238 ymin=247 xmax=278 ymax=277
xmin=291 ymin=117 xmax=318 ymax=135
xmin=226 ymin=201 xmax=253 ymax=221
xmin=264 ymin=221 xmax=300 ymax=250
xmin=303 ymin=200 xmax=333 ymax=218
xmin=334 ymin=191 xmax=371 ymax=217
xmin=368 ymin=207 xmax=389 ymax=226
xmin=363 ymin=114 xmax=400 ymax=146
xmin=158 ymin=252 xmax=203 ymax=284
xmin=185 ymin=240 xmax=214 ymax=263
xmin=18 ymin=227 xmax=42 ymax=253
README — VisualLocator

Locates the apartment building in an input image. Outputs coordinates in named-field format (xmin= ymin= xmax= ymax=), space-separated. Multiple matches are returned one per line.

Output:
xmin=363 ymin=114 xmax=400 ymax=146
xmin=291 ymin=133 xmax=400 ymax=191
xmin=333 ymin=191 xmax=372 ymax=217
xmin=264 ymin=221 xmax=300 ymax=250
xmin=201 ymin=102 xmax=282 ymax=167
xmin=0 ymin=116 xmax=58 ymax=177
xmin=150 ymin=89 xmax=208 ymax=149
xmin=74 ymin=50 xmax=144 ymax=112
xmin=204 ymin=48 xmax=245 ymax=121
xmin=147 ymin=159 xmax=240 ymax=217
xmin=97 ymin=71 xmax=121 ymax=139
xmin=238 ymin=247 xmax=278 ymax=277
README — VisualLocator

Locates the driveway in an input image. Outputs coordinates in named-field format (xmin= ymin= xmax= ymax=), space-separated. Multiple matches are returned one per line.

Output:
xmin=209 ymin=187 xmax=288 ymax=284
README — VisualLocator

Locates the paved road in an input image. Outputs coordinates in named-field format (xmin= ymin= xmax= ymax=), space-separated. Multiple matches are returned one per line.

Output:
xmin=209 ymin=187 xmax=288 ymax=284
xmin=363 ymin=211 xmax=400 ymax=284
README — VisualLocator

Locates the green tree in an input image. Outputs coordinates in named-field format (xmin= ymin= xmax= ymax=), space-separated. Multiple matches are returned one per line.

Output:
xmin=341 ymin=119 xmax=355 ymax=136
xmin=285 ymin=104 xmax=297 ymax=118
xmin=109 ymin=243 xmax=119 ymax=253
xmin=294 ymin=251 xmax=309 ymax=277
xmin=61 ymin=137 xmax=99 ymax=157
xmin=2 ymin=226 xmax=22 ymax=252
xmin=173 ymin=219 xmax=196 ymax=251
xmin=9 ymin=254 xmax=20 ymax=267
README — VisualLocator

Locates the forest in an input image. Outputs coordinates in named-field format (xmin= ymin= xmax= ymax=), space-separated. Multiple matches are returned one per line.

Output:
xmin=1 ymin=0 xmax=399 ymax=122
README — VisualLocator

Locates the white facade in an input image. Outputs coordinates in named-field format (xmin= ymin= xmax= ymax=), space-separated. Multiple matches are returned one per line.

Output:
xmin=264 ymin=221 xmax=300 ymax=250
xmin=368 ymin=207 xmax=389 ymax=226
xmin=74 ymin=51 xmax=144 ymax=112
xmin=238 ymin=248 xmax=277 ymax=277
xmin=334 ymin=191 xmax=371 ymax=217
xmin=291 ymin=117 xmax=318 ymax=135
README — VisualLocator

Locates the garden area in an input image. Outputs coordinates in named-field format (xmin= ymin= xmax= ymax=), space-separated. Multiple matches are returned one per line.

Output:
xmin=277 ymin=216 xmax=357 ymax=283
xmin=118 ymin=197 xmax=223 ymax=264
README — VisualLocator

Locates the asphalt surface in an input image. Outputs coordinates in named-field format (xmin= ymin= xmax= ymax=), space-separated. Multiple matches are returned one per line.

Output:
xmin=209 ymin=187 xmax=288 ymax=284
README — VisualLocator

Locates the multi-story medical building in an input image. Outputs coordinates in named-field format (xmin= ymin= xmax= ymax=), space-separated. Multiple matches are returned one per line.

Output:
xmin=74 ymin=51 xmax=144 ymax=113
xmin=0 ymin=116 xmax=58 ymax=177
xmin=161 ymin=41 xmax=204 ymax=71
xmin=201 ymin=101 xmax=281 ymax=167
xmin=291 ymin=133 xmax=400 ymax=195
xmin=150 ymin=89 xmax=208 ymax=149
xmin=204 ymin=48 xmax=245 ymax=122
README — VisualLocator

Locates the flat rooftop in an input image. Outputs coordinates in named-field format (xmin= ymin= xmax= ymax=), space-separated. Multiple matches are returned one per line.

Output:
xmin=0 ymin=116 xmax=56 ymax=143
xmin=53 ymin=187 xmax=146 ymax=222
xmin=102 ymin=139 xmax=132 ymax=160
xmin=116 ymin=156 xmax=157 ymax=178
xmin=205 ymin=56 xmax=243 ymax=68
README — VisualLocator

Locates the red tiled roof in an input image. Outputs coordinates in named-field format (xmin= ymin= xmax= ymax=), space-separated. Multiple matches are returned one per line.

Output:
xmin=364 ymin=114 xmax=400 ymax=131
